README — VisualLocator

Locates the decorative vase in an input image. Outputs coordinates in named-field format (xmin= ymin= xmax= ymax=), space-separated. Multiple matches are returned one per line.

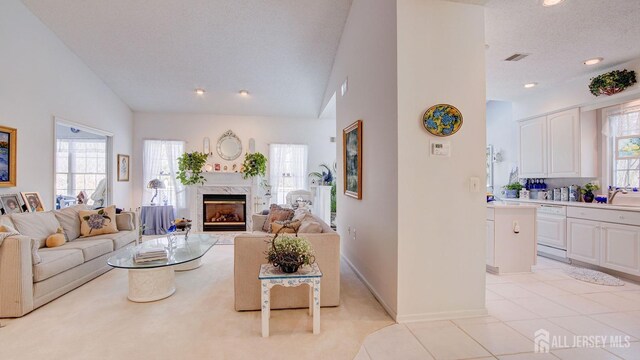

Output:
xmin=583 ymin=191 xmax=595 ymax=203
xmin=280 ymin=264 xmax=299 ymax=273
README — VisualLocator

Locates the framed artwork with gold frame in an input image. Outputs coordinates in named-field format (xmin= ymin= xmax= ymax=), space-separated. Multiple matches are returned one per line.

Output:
xmin=343 ymin=120 xmax=362 ymax=199
xmin=0 ymin=125 xmax=17 ymax=187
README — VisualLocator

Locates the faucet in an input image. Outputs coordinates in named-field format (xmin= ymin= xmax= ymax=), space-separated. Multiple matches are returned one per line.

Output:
xmin=608 ymin=188 xmax=628 ymax=204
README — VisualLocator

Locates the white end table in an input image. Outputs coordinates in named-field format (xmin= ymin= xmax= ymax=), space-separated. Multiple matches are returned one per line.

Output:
xmin=258 ymin=263 xmax=322 ymax=337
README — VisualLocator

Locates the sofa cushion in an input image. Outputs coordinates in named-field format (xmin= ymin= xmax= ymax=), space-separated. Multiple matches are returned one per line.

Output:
xmin=62 ymin=238 xmax=113 ymax=261
xmin=299 ymin=219 xmax=323 ymax=233
xmin=262 ymin=204 xmax=294 ymax=232
xmin=84 ymin=231 xmax=137 ymax=250
xmin=54 ymin=204 xmax=87 ymax=241
xmin=11 ymin=212 xmax=62 ymax=248
xmin=79 ymin=206 xmax=118 ymax=237
xmin=33 ymin=248 xmax=83 ymax=282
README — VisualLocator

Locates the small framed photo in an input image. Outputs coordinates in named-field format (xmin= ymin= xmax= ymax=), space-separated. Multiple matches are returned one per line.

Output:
xmin=0 ymin=125 xmax=17 ymax=187
xmin=0 ymin=193 xmax=22 ymax=214
xmin=117 ymin=154 xmax=130 ymax=182
xmin=20 ymin=192 xmax=45 ymax=212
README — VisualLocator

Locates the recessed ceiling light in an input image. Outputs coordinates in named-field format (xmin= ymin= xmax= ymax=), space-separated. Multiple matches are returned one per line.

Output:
xmin=194 ymin=88 xmax=206 ymax=95
xmin=584 ymin=57 xmax=603 ymax=66
xmin=524 ymin=82 xmax=538 ymax=88
xmin=542 ymin=0 xmax=564 ymax=7
xmin=239 ymin=90 xmax=249 ymax=96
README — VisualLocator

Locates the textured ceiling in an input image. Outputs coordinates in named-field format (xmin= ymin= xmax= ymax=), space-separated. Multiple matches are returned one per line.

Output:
xmin=486 ymin=0 xmax=640 ymax=101
xmin=21 ymin=0 xmax=352 ymax=117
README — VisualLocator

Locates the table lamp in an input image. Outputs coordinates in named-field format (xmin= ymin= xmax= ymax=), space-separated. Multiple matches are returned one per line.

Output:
xmin=147 ymin=179 xmax=165 ymax=206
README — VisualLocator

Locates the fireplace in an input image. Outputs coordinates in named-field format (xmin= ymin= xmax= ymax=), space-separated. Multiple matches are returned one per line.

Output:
xmin=202 ymin=194 xmax=247 ymax=232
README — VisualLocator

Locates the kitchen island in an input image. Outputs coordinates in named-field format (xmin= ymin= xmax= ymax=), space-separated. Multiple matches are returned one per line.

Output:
xmin=486 ymin=202 xmax=537 ymax=274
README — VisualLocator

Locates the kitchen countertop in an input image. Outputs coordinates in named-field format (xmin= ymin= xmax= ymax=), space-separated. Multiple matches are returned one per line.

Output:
xmin=487 ymin=202 xmax=538 ymax=209
xmin=499 ymin=197 xmax=640 ymax=212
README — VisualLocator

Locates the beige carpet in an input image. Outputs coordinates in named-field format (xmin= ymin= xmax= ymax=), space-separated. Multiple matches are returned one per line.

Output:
xmin=0 ymin=245 xmax=393 ymax=360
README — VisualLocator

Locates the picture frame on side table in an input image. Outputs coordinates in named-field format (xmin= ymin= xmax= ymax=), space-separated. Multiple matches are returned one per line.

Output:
xmin=343 ymin=120 xmax=362 ymax=199
xmin=20 ymin=192 xmax=45 ymax=212
xmin=117 ymin=154 xmax=130 ymax=182
xmin=0 ymin=125 xmax=17 ymax=187
xmin=0 ymin=193 xmax=22 ymax=214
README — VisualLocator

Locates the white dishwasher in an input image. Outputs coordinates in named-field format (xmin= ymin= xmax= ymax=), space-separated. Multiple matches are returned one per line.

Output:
xmin=536 ymin=204 xmax=568 ymax=260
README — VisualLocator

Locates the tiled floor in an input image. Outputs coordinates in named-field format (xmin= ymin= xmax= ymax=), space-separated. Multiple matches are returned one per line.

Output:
xmin=355 ymin=257 xmax=640 ymax=360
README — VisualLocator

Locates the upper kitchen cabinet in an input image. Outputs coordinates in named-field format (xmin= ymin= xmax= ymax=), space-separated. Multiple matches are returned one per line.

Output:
xmin=519 ymin=108 xmax=597 ymax=178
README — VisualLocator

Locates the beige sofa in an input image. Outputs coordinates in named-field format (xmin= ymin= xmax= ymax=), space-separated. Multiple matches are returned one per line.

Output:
xmin=234 ymin=213 xmax=340 ymax=311
xmin=0 ymin=205 xmax=137 ymax=318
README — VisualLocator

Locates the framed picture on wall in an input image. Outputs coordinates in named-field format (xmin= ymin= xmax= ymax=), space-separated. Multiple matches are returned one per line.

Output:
xmin=343 ymin=120 xmax=363 ymax=199
xmin=20 ymin=192 xmax=45 ymax=212
xmin=117 ymin=154 xmax=130 ymax=182
xmin=0 ymin=125 xmax=17 ymax=187
xmin=0 ymin=193 xmax=22 ymax=214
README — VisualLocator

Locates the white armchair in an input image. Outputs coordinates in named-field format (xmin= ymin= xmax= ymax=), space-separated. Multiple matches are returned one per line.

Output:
xmin=285 ymin=190 xmax=312 ymax=206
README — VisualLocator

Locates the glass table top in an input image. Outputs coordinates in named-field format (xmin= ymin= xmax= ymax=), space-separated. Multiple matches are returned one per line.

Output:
xmin=107 ymin=233 xmax=218 ymax=269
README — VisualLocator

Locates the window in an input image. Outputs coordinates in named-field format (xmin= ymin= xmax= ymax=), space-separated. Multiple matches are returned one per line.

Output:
xmin=607 ymin=101 xmax=640 ymax=188
xmin=269 ymin=144 xmax=308 ymax=204
xmin=142 ymin=140 xmax=186 ymax=214
xmin=56 ymin=138 xmax=108 ymax=207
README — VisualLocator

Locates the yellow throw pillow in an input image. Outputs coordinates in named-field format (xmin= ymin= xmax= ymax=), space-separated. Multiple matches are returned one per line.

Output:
xmin=46 ymin=227 xmax=67 ymax=248
xmin=79 ymin=205 xmax=118 ymax=237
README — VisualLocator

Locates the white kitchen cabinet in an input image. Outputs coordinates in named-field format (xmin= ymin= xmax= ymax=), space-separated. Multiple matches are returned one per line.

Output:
xmin=567 ymin=218 xmax=600 ymax=265
xmin=601 ymin=223 xmax=640 ymax=276
xmin=486 ymin=220 xmax=495 ymax=265
xmin=518 ymin=108 xmax=597 ymax=178
xmin=486 ymin=205 xmax=536 ymax=273
xmin=537 ymin=212 xmax=566 ymax=249
xmin=519 ymin=116 xmax=547 ymax=178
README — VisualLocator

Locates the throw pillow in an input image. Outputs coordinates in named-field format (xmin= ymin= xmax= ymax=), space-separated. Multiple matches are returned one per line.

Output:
xmin=271 ymin=220 xmax=301 ymax=234
xmin=46 ymin=227 xmax=67 ymax=248
xmin=0 ymin=224 xmax=18 ymax=233
xmin=54 ymin=204 xmax=87 ymax=241
xmin=11 ymin=212 xmax=62 ymax=248
xmin=299 ymin=219 xmax=323 ymax=233
xmin=79 ymin=205 xmax=118 ymax=237
xmin=262 ymin=204 xmax=294 ymax=232
xmin=32 ymin=239 xmax=41 ymax=265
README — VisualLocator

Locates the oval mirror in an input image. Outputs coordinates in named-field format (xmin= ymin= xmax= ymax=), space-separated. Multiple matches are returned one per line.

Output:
xmin=216 ymin=130 xmax=242 ymax=160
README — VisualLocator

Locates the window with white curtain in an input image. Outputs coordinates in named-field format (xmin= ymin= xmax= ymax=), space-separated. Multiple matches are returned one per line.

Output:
xmin=56 ymin=138 xmax=107 ymax=205
xmin=606 ymin=101 xmax=640 ymax=189
xmin=142 ymin=140 xmax=186 ymax=213
xmin=269 ymin=144 xmax=308 ymax=204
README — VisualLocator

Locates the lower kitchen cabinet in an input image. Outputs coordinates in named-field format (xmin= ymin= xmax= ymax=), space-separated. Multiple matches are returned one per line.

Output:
xmin=567 ymin=218 xmax=600 ymax=266
xmin=486 ymin=220 xmax=495 ymax=265
xmin=601 ymin=223 xmax=640 ymax=276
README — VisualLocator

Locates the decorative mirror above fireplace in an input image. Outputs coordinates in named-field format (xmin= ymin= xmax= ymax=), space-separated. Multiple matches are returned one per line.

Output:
xmin=216 ymin=130 xmax=242 ymax=161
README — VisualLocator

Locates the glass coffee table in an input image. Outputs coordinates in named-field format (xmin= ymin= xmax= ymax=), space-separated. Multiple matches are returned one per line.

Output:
xmin=108 ymin=234 xmax=218 ymax=302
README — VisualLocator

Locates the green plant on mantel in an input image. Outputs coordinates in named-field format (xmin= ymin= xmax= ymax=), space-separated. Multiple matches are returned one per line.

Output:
xmin=241 ymin=152 xmax=267 ymax=179
xmin=589 ymin=69 xmax=637 ymax=96
xmin=176 ymin=151 xmax=208 ymax=185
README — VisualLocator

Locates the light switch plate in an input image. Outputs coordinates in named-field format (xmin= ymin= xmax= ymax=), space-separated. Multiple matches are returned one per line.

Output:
xmin=430 ymin=140 xmax=451 ymax=157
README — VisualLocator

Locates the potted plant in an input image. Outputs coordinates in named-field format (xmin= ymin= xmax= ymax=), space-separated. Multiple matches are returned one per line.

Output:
xmin=503 ymin=183 xmax=523 ymax=198
xmin=581 ymin=182 xmax=600 ymax=203
xmin=240 ymin=152 xmax=267 ymax=179
xmin=177 ymin=151 xmax=208 ymax=186
xmin=589 ymin=69 xmax=637 ymax=97
xmin=266 ymin=233 xmax=315 ymax=273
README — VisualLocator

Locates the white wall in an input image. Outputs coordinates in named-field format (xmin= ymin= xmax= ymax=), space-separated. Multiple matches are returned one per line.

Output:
xmin=0 ymin=0 xmax=133 ymax=210
xmin=486 ymin=101 xmax=517 ymax=192
xmin=322 ymin=0 xmax=399 ymax=316
xmin=396 ymin=0 xmax=487 ymax=321
xmin=132 ymin=112 xmax=336 ymax=207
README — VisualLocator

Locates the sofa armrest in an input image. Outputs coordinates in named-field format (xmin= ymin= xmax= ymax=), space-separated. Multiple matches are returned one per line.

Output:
xmin=252 ymin=214 xmax=267 ymax=232
xmin=116 ymin=212 xmax=137 ymax=231
xmin=0 ymin=235 xmax=34 ymax=317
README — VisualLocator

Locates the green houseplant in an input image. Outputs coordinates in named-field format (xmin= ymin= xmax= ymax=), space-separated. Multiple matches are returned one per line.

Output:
xmin=240 ymin=152 xmax=267 ymax=179
xmin=589 ymin=69 xmax=637 ymax=96
xmin=581 ymin=182 xmax=600 ymax=203
xmin=266 ymin=233 xmax=315 ymax=273
xmin=176 ymin=151 xmax=208 ymax=186
xmin=503 ymin=182 xmax=523 ymax=198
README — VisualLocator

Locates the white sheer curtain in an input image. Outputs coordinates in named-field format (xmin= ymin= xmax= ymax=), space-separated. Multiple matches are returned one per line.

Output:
xmin=269 ymin=144 xmax=308 ymax=204
xmin=605 ymin=102 xmax=640 ymax=189
xmin=143 ymin=140 xmax=186 ymax=215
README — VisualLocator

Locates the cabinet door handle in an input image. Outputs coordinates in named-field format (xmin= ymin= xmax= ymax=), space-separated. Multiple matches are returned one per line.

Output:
xmin=619 ymin=215 xmax=625 ymax=219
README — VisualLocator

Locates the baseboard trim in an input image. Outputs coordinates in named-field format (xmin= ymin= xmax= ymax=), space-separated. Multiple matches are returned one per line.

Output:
xmin=341 ymin=254 xmax=398 ymax=321
xmin=396 ymin=308 xmax=488 ymax=324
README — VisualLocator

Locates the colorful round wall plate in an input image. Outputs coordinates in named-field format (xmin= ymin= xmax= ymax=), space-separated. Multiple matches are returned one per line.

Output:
xmin=422 ymin=104 xmax=463 ymax=137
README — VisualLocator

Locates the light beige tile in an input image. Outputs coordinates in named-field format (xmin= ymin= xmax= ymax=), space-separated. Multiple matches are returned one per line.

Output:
xmin=613 ymin=290 xmax=640 ymax=302
xmin=452 ymin=316 xmax=502 ymax=326
xmin=544 ymin=294 xmax=616 ymax=315
xmin=590 ymin=312 xmax=640 ymax=339
xmin=530 ymin=270 xmax=571 ymax=281
xmin=583 ymin=293 xmax=640 ymax=312
xmin=364 ymin=324 xmax=434 ymax=360
xmin=510 ymin=296 xmax=579 ymax=318
xmin=487 ymin=284 xmax=539 ymax=299
xmin=487 ymin=289 xmax=505 ymax=301
xmin=487 ymin=273 xmax=514 ymax=284
xmin=487 ymin=300 xmax=540 ymax=322
xmin=354 ymin=346 xmax=371 ymax=360
xmin=501 ymin=274 xmax=542 ymax=283
xmin=604 ymin=341 xmax=640 ymax=360
xmin=408 ymin=321 xmax=491 ymax=360
xmin=505 ymin=319 xmax=577 ymax=349
xmin=545 ymin=280 xmax=612 ymax=295
xmin=457 ymin=322 xmax=534 ymax=355
xmin=548 ymin=316 xmax=637 ymax=344
xmin=516 ymin=281 xmax=573 ymax=298
xmin=551 ymin=347 xmax=620 ymax=360
xmin=498 ymin=353 xmax=559 ymax=360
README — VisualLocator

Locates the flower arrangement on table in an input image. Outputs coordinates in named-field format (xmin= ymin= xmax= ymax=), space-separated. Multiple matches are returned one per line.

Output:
xmin=266 ymin=224 xmax=315 ymax=273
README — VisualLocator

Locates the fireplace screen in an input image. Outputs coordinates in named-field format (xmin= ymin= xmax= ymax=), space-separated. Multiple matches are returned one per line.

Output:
xmin=202 ymin=194 xmax=246 ymax=232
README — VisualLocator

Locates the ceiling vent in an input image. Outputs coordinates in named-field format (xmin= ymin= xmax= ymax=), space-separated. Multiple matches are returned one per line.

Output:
xmin=504 ymin=53 xmax=529 ymax=62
